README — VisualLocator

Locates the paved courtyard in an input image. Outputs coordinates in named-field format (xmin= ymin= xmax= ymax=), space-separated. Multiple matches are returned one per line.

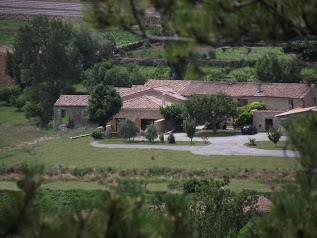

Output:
xmin=91 ymin=132 xmax=298 ymax=158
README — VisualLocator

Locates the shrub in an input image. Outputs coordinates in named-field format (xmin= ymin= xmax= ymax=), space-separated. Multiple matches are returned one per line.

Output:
xmin=159 ymin=133 xmax=164 ymax=143
xmin=143 ymin=39 xmax=151 ymax=48
xmin=183 ymin=118 xmax=196 ymax=143
xmin=267 ymin=127 xmax=282 ymax=146
xmin=208 ymin=50 xmax=216 ymax=59
xmin=105 ymin=127 xmax=112 ymax=139
xmin=118 ymin=119 xmax=139 ymax=141
xmin=248 ymin=137 xmax=256 ymax=145
xmin=0 ymin=86 xmax=21 ymax=104
xmin=145 ymin=124 xmax=158 ymax=143
xmin=183 ymin=179 xmax=209 ymax=193
xmin=91 ymin=131 xmax=104 ymax=140
xmin=167 ymin=133 xmax=176 ymax=144
xmin=160 ymin=104 xmax=185 ymax=132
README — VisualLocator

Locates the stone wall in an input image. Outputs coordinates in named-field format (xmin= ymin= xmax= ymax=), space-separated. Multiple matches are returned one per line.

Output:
xmin=252 ymin=110 xmax=284 ymax=132
xmin=54 ymin=106 xmax=97 ymax=128
xmin=233 ymin=96 xmax=303 ymax=110
xmin=303 ymin=86 xmax=317 ymax=107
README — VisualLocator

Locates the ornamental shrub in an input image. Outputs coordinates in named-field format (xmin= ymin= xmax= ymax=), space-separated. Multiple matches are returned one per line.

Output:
xmin=145 ymin=124 xmax=158 ymax=143
xmin=167 ymin=133 xmax=176 ymax=144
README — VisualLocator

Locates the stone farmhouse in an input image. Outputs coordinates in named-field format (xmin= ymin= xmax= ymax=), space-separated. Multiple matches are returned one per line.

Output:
xmin=54 ymin=80 xmax=317 ymax=132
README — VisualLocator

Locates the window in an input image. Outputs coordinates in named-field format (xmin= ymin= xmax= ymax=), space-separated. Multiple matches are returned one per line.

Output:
xmin=265 ymin=119 xmax=273 ymax=131
xmin=288 ymin=100 xmax=294 ymax=109
xmin=238 ymin=99 xmax=248 ymax=107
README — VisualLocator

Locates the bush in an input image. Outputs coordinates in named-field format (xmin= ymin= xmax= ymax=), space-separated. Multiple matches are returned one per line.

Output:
xmin=143 ymin=39 xmax=151 ymax=48
xmin=267 ymin=127 xmax=282 ymax=146
xmin=145 ymin=124 xmax=158 ymax=143
xmin=159 ymin=133 xmax=164 ymax=143
xmin=118 ymin=119 xmax=139 ymax=141
xmin=104 ymin=127 xmax=112 ymax=139
xmin=0 ymin=86 xmax=21 ymax=104
xmin=91 ymin=131 xmax=104 ymax=140
xmin=208 ymin=50 xmax=216 ymax=59
xmin=167 ymin=133 xmax=176 ymax=144
xmin=248 ymin=137 xmax=256 ymax=145
xmin=183 ymin=179 xmax=209 ymax=193
xmin=160 ymin=104 xmax=185 ymax=132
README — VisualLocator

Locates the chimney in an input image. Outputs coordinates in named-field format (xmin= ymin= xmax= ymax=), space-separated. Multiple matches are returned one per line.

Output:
xmin=256 ymin=83 xmax=262 ymax=93
xmin=162 ymin=92 xmax=166 ymax=106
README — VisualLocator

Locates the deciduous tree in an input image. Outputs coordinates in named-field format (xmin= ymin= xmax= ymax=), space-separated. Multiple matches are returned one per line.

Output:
xmin=185 ymin=93 xmax=237 ymax=134
xmin=86 ymin=84 xmax=122 ymax=126
xmin=118 ymin=119 xmax=139 ymax=141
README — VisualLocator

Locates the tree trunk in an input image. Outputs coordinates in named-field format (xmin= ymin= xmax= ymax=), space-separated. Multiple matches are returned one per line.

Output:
xmin=212 ymin=121 xmax=217 ymax=134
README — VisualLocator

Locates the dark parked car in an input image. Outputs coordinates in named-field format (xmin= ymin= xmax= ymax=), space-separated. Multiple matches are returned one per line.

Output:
xmin=241 ymin=125 xmax=257 ymax=135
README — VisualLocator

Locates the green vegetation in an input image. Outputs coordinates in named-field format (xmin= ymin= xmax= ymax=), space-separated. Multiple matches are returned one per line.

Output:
xmin=0 ymin=20 xmax=28 ymax=29
xmin=0 ymin=32 xmax=16 ymax=44
xmin=195 ymin=129 xmax=241 ymax=137
xmin=244 ymin=141 xmax=294 ymax=150
xmin=0 ymin=136 xmax=295 ymax=171
xmin=0 ymin=103 xmax=32 ymax=126
xmin=99 ymin=138 xmax=209 ymax=146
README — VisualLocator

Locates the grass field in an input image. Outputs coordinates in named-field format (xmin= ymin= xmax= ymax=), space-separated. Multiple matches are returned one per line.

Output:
xmin=245 ymin=141 xmax=295 ymax=151
xmin=0 ymin=32 xmax=16 ymax=44
xmin=0 ymin=136 xmax=296 ymax=171
xmin=0 ymin=103 xmax=32 ymax=126
xmin=195 ymin=129 xmax=241 ymax=137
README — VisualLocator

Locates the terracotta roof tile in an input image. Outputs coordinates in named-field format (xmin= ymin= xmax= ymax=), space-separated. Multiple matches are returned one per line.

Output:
xmin=54 ymin=95 xmax=89 ymax=106
xmin=180 ymin=81 xmax=315 ymax=98
xmin=276 ymin=106 xmax=317 ymax=117
xmin=122 ymin=95 xmax=172 ymax=109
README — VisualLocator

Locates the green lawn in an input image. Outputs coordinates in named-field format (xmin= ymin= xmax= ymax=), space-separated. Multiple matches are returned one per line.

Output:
xmin=0 ymin=136 xmax=296 ymax=171
xmin=0 ymin=20 xmax=28 ymax=29
xmin=195 ymin=129 xmax=241 ymax=137
xmin=227 ymin=179 xmax=271 ymax=192
xmin=244 ymin=141 xmax=295 ymax=151
xmin=0 ymin=180 xmax=106 ymax=191
xmin=100 ymin=138 xmax=210 ymax=146
xmin=0 ymin=103 xmax=32 ymax=126
xmin=0 ymin=32 xmax=16 ymax=44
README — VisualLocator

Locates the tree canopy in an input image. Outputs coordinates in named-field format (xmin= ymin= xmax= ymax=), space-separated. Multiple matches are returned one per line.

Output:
xmin=255 ymin=54 xmax=302 ymax=83
xmin=160 ymin=104 xmax=185 ymax=132
xmin=234 ymin=101 xmax=267 ymax=127
xmin=185 ymin=93 xmax=237 ymax=134
xmin=6 ymin=15 xmax=115 ymax=126
xmin=82 ymin=60 xmax=146 ymax=93
xmin=86 ymin=84 xmax=122 ymax=126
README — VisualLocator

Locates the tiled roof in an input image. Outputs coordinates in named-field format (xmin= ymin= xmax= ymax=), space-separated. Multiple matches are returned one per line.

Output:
xmin=54 ymin=95 xmax=89 ymax=106
xmin=145 ymin=80 xmax=315 ymax=98
xmin=252 ymin=109 xmax=286 ymax=113
xmin=122 ymin=95 xmax=173 ymax=109
xmin=276 ymin=106 xmax=317 ymax=117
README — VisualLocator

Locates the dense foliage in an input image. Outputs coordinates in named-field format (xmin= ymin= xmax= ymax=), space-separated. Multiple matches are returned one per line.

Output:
xmin=234 ymin=102 xmax=267 ymax=127
xmin=82 ymin=60 xmax=146 ymax=92
xmin=185 ymin=93 xmax=237 ymax=134
xmin=255 ymin=54 xmax=302 ymax=83
xmin=183 ymin=118 xmax=196 ymax=143
xmin=145 ymin=124 xmax=158 ymax=143
xmin=5 ymin=16 xmax=114 ymax=126
xmin=86 ymin=84 xmax=122 ymax=126
xmin=267 ymin=128 xmax=282 ymax=146
xmin=160 ymin=104 xmax=185 ymax=132
xmin=118 ymin=119 xmax=139 ymax=141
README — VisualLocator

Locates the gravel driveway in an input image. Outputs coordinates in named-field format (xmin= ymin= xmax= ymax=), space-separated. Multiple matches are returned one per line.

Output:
xmin=91 ymin=132 xmax=298 ymax=158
